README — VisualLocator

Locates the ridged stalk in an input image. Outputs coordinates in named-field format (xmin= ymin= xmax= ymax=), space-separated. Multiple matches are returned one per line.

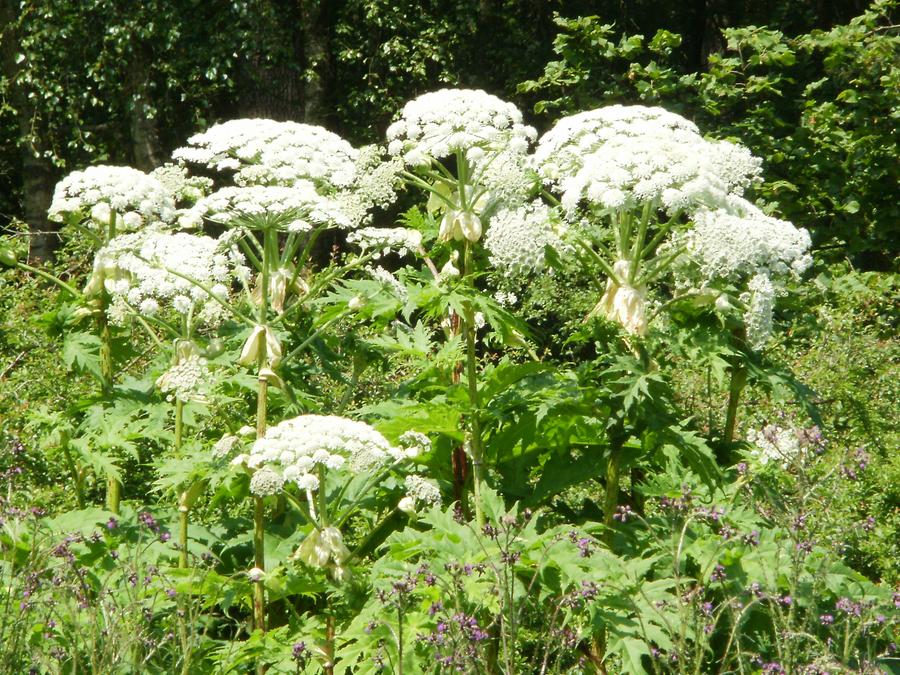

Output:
xmin=462 ymin=241 xmax=486 ymax=527
xmin=723 ymin=364 xmax=747 ymax=445
xmin=252 ymin=228 xmax=271 ymax=636
xmin=602 ymin=446 xmax=622 ymax=547
xmin=174 ymin=400 xmax=189 ymax=568
xmin=101 ymin=210 xmax=121 ymax=513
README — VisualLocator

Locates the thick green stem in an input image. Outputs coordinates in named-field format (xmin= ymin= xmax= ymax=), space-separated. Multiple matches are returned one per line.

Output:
xmin=174 ymin=400 xmax=190 ymax=568
xmin=100 ymin=210 xmax=122 ymax=513
xmin=317 ymin=466 xmax=328 ymax=527
xmin=602 ymin=446 xmax=622 ymax=547
xmin=462 ymin=242 xmax=486 ymax=527
xmin=102 ymin=298 xmax=120 ymax=515
xmin=251 ymin=228 xmax=272 ymax=637
xmin=60 ymin=438 xmax=85 ymax=509
xmin=178 ymin=508 xmax=189 ymax=569
xmin=252 ymin=496 xmax=266 ymax=633
xmin=174 ymin=399 xmax=184 ymax=450
xmin=106 ymin=476 xmax=120 ymax=515
xmin=723 ymin=364 xmax=748 ymax=445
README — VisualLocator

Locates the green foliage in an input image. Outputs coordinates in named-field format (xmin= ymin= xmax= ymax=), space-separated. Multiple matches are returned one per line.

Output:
xmin=520 ymin=1 xmax=900 ymax=266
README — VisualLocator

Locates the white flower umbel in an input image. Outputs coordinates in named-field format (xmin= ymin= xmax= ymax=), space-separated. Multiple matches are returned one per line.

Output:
xmin=741 ymin=274 xmax=777 ymax=350
xmin=347 ymin=227 xmax=423 ymax=258
xmin=249 ymin=467 xmax=285 ymax=497
xmin=398 ymin=430 xmax=431 ymax=456
xmin=398 ymin=474 xmax=442 ymax=513
xmin=94 ymin=230 xmax=244 ymax=326
xmin=182 ymin=183 xmax=353 ymax=231
xmin=48 ymin=165 xmax=176 ymax=231
xmin=337 ymin=145 xmax=405 ymax=226
xmin=386 ymin=88 xmax=536 ymax=165
xmin=681 ymin=199 xmax=813 ymax=283
xmin=156 ymin=352 xmax=211 ymax=403
xmin=367 ymin=266 xmax=409 ymax=303
xmin=534 ymin=105 xmax=761 ymax=214
xmin=706 ymin=141 xmax=764 ymax=195
xmin=533 ymin=105 xmax=702 ymax=187
xmin=559 ymin=133 xmax=734 ymax=216
xmin=244 ymin=414 xmax=404 ymax=491
xmin=475 ymin=151 xmax=537 ymax=207
xmin=172 ymin=118 xmax=358 ymax=190
xmin=150 ymin=163 xmax=213 ymax=207
xmin=484 ymin=202 xmax=567 ymax=276
xmin=746 ymin=424 xmax=804 ymax=468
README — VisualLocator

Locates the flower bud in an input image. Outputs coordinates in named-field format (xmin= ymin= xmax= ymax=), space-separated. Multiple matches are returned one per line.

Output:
xmin=398 ymin=496 xmax=416 ymax=514
xmin=715 ymin=294 xmax=732 ymax=312
xmin=204 ymin=338 xmax=225 ymax=358
xmin=238 ymin=325 xmax=283 ymax=368
xmin=0 ymin=247 xmax=19 ymax=267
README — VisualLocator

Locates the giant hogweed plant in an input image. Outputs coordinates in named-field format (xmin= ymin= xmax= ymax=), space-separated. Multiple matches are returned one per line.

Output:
xmin=513 ymin=104 xmax=811 ymax=537
xmin=0 ymin=88 xmax=846 ymax=674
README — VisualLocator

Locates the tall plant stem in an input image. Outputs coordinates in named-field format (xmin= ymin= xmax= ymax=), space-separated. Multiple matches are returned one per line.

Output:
xmin=462 ymin=241 xmax=486 ymax=527
xmin=602 ymin=445 xmax=622 ymax=547
xmin=251 ymin=228 xmax=272 ymax=637
xmin=173 ymin=400 xmax=193 ymax=569
xmin=61 ymin=438 xmax=85 ymax=508
xmin=723 ymin=363 xmax=748 ymax=445
xmin=100 ymin=210 xmax=121 ymax=513
xmin=100 ymin=296 xmax=120 ymax=513
xmin=252 ymin=496 xmax=266 ymax=632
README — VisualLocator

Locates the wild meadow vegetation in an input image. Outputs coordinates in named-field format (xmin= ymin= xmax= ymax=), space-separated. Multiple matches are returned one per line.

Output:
xmin=0 ymin=2 xmax=897 ymax=673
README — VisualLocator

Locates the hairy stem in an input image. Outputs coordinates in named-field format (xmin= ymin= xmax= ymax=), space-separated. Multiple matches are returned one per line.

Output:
xmin=602 ymin=445 xmax=622 ymax=547
xmin=723 ymin=363 xmax=748 ymax=445
xmin=252 ymin=496 xmax=266 ymax=633
xmin=174 ymin=400 xmax=190 ymax=568
xmin=251 ymin=228 xmax=272 ymax=640
xmin=462 ymin=241 xmax=486 ymax=527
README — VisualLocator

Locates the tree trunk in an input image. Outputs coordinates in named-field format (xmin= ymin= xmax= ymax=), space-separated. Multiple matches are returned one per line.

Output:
xmin=0 ymin=0 xmax=58 ymax=261
xmin=301 ymin=0 xmax=331 ymax=124
xmin=129 ymin=54 xmax=162 ymax=170
xmin=236 ymin=0 xmax=305 ymax=121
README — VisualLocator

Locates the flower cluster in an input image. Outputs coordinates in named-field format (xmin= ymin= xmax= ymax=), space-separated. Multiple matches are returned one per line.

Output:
xmin=386 ymin=89 xmax=536 ymax=165
xmin=149 ymin=163 xmax=213 ymax=207
xmin=91 ymin=230 xmax=245 ymax=326
xmin=367 ymin=265 xmax=408 ymax=302
xmin=48 ymin=165 xmax=176 ymax=231
xmin=533 ymin=105 xmax=703 ymax=186
xmin=234 ymin=414 xmax=409 ymax=491
xmin=680 ymin=200 xmax=812 ymax=283
xmin=741 ymin=274 xmax=777 ymax=349
xmin=336 ymin=145 xmax=404 ymax=226
xmin=172 ymin=118 xmax=358 ymax=189
xmin=534 ymin=105 xmax=761 ymax=215
xmin=156 ymin=353 xmax=211 ymax=403
xmin=180 ymin=183 xmax=352 ymax=231
xmin=558 ymin=133 xmax=736 ymax=215
xmin=398 ymin=475 xmax=442 ymax=514
xmin=483 ymin=202 xmax=567 ymax=276
xmin=248 ymin=467 xmax=285 ymax=497
xmin=746 ymin=423 xmax=805 ymax=468
xmin=474 ymin=151 xmax=536 ymax=207
xmin=346 ymin=226 xmax=423 ymax=257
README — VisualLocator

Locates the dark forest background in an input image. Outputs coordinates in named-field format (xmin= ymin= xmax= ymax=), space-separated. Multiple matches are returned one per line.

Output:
xmin=1 ymin=0 xmax=896 ymax=265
